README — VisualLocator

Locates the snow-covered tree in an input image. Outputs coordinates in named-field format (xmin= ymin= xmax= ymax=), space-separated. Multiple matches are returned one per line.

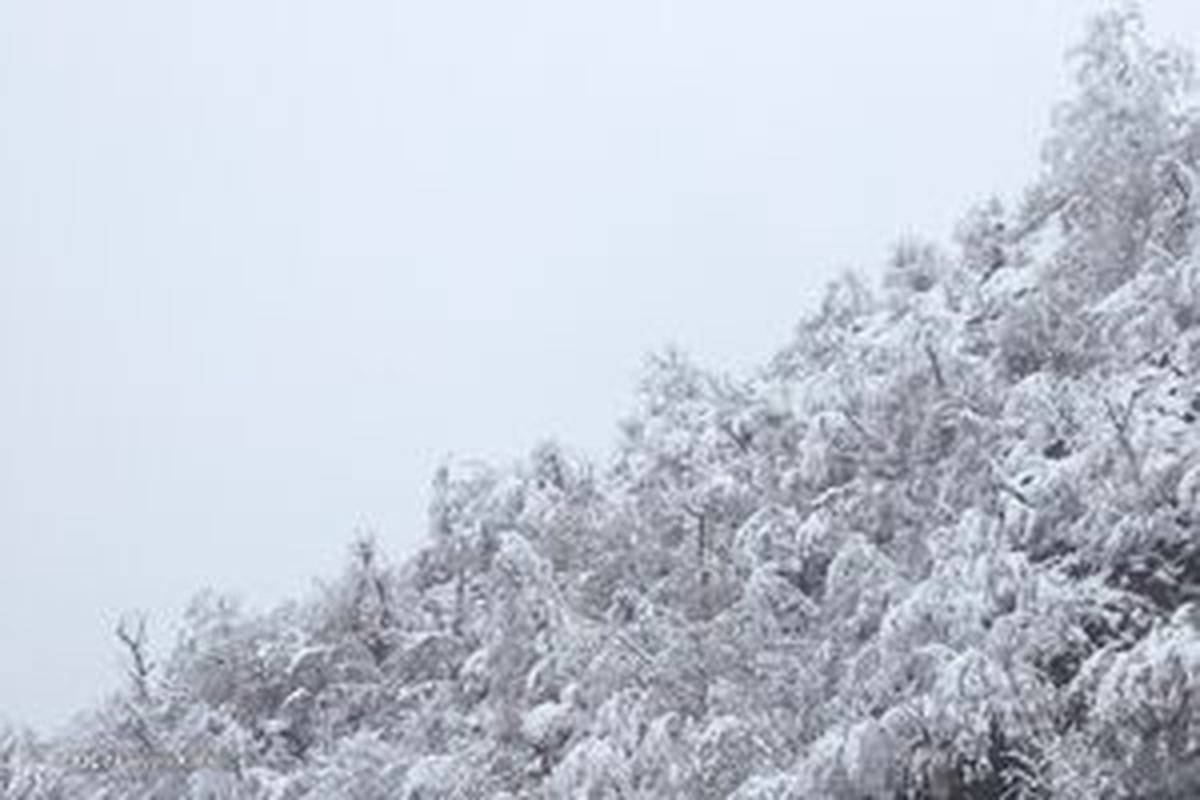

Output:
xmin=16 ymin=7 xmax=1200 ymax=798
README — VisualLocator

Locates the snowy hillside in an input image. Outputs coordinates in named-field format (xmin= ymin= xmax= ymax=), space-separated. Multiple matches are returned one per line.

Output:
xmin=4 ymin=8 xmax=1200 ymax=799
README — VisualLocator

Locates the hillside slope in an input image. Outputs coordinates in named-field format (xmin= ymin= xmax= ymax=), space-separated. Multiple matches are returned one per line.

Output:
xmin=4 ymin=8 xmax=1200 ymax=799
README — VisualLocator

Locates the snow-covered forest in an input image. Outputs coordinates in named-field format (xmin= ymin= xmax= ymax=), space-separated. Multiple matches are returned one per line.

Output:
xmin=5 ymin=8 xmax=1200 ymax=798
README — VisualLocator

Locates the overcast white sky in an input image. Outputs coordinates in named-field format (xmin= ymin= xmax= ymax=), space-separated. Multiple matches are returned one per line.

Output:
xmin=2 ymin=0 xmax=1198 ymax=733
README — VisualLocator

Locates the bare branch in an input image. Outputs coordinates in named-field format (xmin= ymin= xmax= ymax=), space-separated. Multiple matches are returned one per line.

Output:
xmin=719 ymin=419 xmax=753 ymax=454
xmin=925 ymin=343 xmax=946 ymax=391
xmin=115 ymin=613 xmax=153 ymax=704
xmin=1103 ymin=392 xmax=1143 ymax=486
xmin=838 ymin=406 xmax=885 ymax=451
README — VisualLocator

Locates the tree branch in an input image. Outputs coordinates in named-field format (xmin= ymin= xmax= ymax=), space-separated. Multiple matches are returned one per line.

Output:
xmin=115 ymin=613 xmax=153 ymax=704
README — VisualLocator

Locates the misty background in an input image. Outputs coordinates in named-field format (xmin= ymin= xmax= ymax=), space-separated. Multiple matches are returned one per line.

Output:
xmin=2 ymin=0 xmax=1198 ymax=734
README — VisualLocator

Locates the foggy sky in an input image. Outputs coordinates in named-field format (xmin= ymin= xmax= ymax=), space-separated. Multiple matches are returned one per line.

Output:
xmin=3 ymin=0 xmax=1198 ymax=733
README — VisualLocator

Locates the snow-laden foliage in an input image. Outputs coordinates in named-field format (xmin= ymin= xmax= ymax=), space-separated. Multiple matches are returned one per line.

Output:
xmin=9 ymin=8 xmax=1200 ymax=798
